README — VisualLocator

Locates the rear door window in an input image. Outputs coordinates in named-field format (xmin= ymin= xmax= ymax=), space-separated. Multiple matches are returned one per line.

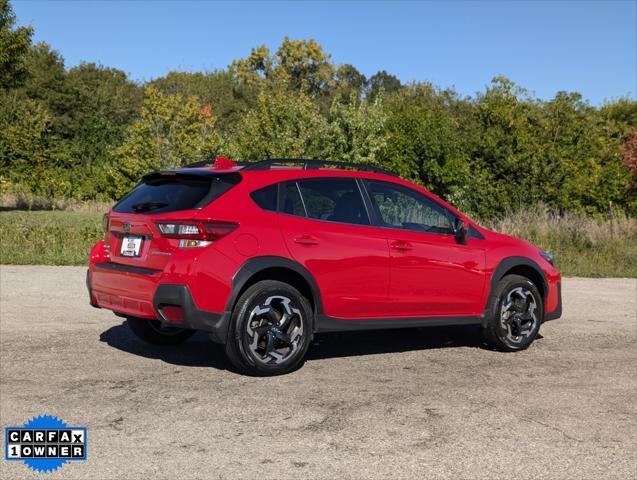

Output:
xmin=287 ymin=178 xmax=369 ymax=225
xmin=113 ymin=173 xmax=240 ymax=214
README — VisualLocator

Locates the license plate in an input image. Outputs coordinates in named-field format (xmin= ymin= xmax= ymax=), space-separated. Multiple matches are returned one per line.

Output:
xmin=120 ymin=236 xmax=143 ymax=257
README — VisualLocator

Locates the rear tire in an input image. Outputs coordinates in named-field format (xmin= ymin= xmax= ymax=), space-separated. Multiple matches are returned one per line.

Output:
xmin=225 ymin=280 xmax=312 ymax=376
xmin=482 ymin=274 xmax=543 ymax=352
xmin=127 ymin=317 xmax=195 ymax=345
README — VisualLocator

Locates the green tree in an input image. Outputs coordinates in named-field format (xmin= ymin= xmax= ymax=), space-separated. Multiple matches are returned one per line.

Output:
xmin=63 ymin=63 xmax=143 ymax=198
xmin=335 ymin=64 xmax=366 ymax=94
xmin=66 ymin=63 xmax=142 ymax=129
xmin=15 ymin=45 xmax=143 ymax=199
xmin=330 ymin=64 xmax=367 ymax=106
xmin=0 ymin=91 xmax=72 ymax=197
xmin=367 ymin=70 xmax=402 ymax=100
xmin=151 ymin=70 xmax=256 ymax=133
xmin=275 ymin=37 xmax=333 ymax=95
xmin=111 ymin=86 xmax=221 ymax=197
xmin=601 ymin=98 xmax=637 ymax=129
xmin=230 ymin=37 xmax=335 ymax=96
xmin=1 ymin=25 xmax=634 ymax=214
xmin=20 ymin=42 xmax=69 ymax=129
xmin=228 ymin=86 xmax=329 ymax=160
xmin=0 ymin=0 xmax=32 ymax=89
xmin=535 ymin=91 xmax=628 ymax=213
xmin=326 ymin=93 xmax=387 ymax=164
xmin=381 ymin=84 xmax=470 ymax=202
xmin=229 ymin=44 xmax=272 ymax=85
xmin=467 ymin=78 xmax=632 ymax=216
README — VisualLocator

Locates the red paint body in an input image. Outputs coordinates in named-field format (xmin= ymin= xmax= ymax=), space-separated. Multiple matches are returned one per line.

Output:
xmin=88 ymin=167 xmax=561 ymax=324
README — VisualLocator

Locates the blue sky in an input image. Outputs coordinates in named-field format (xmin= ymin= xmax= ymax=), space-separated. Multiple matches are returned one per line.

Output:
xmin=13 ymin=0 xmax=637 ymax=104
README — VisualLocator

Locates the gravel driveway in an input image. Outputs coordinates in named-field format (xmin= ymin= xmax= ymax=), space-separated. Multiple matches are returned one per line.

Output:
xmin=1 ymin=266 xmax=635 ymax=479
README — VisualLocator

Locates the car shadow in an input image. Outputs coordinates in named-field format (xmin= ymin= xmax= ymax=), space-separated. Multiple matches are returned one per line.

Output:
xmin=100 ymin=320 xmax=496 ymax=370
xmin=306 ymin=325 xmax=484 ymax=360
xmin=99 ymin=322 xmax=230 ymax=369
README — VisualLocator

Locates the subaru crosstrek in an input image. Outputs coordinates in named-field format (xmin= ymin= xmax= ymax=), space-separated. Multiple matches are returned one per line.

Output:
xmin=87 ymin=157 xmax=562 ymax=375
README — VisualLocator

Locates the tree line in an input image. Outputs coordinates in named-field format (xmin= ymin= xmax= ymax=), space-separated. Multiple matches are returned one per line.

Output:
xmin=1 ymin=0 xmax=636 ymax=218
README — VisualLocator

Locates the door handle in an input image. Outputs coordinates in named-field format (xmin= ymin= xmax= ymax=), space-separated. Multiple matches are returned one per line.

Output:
xmin=390 ymin=240 xmax=413 ymax=251
xmin=294 ymin=235 xmax=320 ymax=246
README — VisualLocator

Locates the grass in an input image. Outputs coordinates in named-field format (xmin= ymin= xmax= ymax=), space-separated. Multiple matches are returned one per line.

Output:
xmin=483 ymin=206 xmax=637 ymax=277
xmin=0 ymin=210 xmax=103 ymax=266
xmin=0 ymin=192 xmax=112 ymax=213
xmin=1 ymin=205 xmax=635 ymax=277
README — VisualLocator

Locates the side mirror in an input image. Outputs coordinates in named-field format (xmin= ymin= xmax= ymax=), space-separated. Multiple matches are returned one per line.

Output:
xmin=453 ymin=217 xmax=467 ymax=244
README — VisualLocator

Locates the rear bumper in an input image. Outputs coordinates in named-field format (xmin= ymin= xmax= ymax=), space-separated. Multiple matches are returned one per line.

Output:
xmin=89 ymin=262 xmax=160 ymax=318
xmin=87 ymin=264 xmax=231 ymax=343
xmin=153 ymin=284 xmax=230 ymax=343
xmin=544 ymin=281 xmax=562 ymax=321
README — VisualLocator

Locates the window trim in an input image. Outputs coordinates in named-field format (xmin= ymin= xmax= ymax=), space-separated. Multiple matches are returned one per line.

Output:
xmin=360 ymin=178 xmax=457 ymax=236
xmin=296 ymin=182 xmax=309 ymax=217
xmin=277 ymin=177 xmax=373 ymax=227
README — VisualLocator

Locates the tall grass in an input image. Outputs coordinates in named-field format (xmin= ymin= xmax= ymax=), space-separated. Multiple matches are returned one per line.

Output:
xmin=0 ymin=204 xmax=635 ymax=276
xmin=483 ymin=205 xmax=637 ymax=277
xmin=0 ymin=192 xmax=112 ymax=213
xmin=0 ymin=211 xmax=103 ymax=265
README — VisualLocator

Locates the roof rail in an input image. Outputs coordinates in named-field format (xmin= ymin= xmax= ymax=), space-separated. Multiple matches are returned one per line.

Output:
xmin=240 ymin=158 xmax=397 ymax=176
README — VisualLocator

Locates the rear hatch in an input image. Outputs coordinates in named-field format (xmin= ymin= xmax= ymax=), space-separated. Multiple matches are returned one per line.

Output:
xmin=105 ymin=170 xmax=241 ymax=270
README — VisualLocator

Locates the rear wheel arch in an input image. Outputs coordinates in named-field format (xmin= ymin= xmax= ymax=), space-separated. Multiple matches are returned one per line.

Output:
xmin=227 ymin=257 xmax=323 ymax=327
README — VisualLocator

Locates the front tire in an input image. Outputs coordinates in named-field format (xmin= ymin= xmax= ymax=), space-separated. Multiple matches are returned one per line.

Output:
xmin=482 ymin=274 xmax=543 ymax=352
xmin=225 ymin=280 xmax=312 ymax=376
xmin=127 ymin=317 xmax=195 ymax=345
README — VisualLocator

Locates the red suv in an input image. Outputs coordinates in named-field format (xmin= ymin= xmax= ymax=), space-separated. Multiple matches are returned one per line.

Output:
xmin=87 ymin=158 xmax=562 ymax=375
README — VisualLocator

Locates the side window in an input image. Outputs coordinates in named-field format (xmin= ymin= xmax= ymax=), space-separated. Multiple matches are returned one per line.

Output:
xmin=298 ymin=178 xmax=369 ymax=225
xmin=250 ymin=184 xmax=277 ymax=211
xmin=365 ymin=180 xmax=453 ymax=234
xmin=284 ymin=178 xmax=370 ymax=225
xmin=283 ymin=182 xmax=306 ymax=217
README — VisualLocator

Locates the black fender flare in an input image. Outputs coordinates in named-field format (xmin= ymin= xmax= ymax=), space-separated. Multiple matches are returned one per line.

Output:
xmin=482 ymin=256 xmax=548 ymax=323
xmin=225 ymin=256 xmax=324 ymax=319
xmin=490 ymin=256 xmax=548 ymax=297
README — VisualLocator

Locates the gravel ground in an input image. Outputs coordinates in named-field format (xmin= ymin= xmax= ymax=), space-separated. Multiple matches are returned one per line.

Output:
xmin=0 ymin=266 xmax=635 ymax=480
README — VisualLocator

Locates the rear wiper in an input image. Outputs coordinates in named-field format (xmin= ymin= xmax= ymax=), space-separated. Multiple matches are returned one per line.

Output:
xmin=131 ymin=202 xmax=168 ymax=212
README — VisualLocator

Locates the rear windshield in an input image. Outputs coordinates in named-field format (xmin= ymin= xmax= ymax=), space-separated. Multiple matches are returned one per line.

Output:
xmin=113 ymin=173 xmax=241 ymax=214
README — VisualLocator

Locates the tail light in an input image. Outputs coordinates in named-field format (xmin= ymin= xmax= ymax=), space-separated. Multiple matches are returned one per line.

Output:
xmin=155 ymin=220 xmax=238 ymax=248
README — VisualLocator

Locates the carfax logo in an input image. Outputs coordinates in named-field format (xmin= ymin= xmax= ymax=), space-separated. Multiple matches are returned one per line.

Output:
xmin=4 ymin=415 xmax=87 ymax=473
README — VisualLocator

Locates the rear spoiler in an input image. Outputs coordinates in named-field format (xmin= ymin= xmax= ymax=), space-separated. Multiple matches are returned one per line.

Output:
xmin=182 ymin=157 xmax=243 ymax=169
xmin=142 ymin=169 xmax=240 ymax=183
